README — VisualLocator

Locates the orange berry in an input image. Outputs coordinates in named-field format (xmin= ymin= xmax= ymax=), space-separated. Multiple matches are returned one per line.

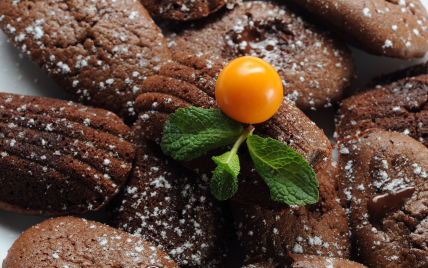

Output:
xmin=215 ymin=56 xmax=283 ymax=124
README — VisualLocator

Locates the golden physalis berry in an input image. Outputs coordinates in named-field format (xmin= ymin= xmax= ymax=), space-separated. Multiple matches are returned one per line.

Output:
xmin=215 ymin=56 xmax=283 ymax=124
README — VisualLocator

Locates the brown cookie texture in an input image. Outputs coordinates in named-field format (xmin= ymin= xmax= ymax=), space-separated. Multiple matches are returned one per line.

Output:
xmin=0 ymin=93 xmax=135 ymax=216
xmin=335 ymin=61 xmax=428 ymax=144
xmin=338 ymin=130 xmax=428 ymax=267
xmin=243 ymin=262 xmax=279 ymax=268
xmin=289 ymin=254 xmax=367 ymax=268
xmin=106 ymin=121 xmax=233 ymax=267
xmin=290 ymin=0 xmax=428 ymax=59
xmin=141 ymin=0 xmax=240 ymax=21
xmin=0 ymin=0 xmax=172 ymax=123
xmin=158 ymin=1 xmax=355 ymax=110
xmin=232 ymin=160 xmax=350 ymax=266
xmin=135 ymin=52 xmax=333 ymax=208
xmin=322 ymin=158 xmax=339 ymax=190
xmin=2 ymin=216 xmax=179 ymax=268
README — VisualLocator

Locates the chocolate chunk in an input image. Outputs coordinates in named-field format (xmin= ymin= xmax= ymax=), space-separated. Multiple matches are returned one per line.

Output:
xmin=106 ymin=120 xmax=233 ymax=267
xmin=290 ymin=254 xmax=367 ymax=268
xmin=0 ymin=0 xmax=171 ymax=122
xmin=336 ymin=61 xmax=428 ymax=144
xmin=135 ymin=52 xmax=333 ymax=207
xmin=159 ymin=1 xmax=355 ymax=110
xmin=290 ymin=0 xmax=428 ymax=59
xmin=368 ymin=186 xmax=415 ymax=230
xmin=0 ymin=93 xmax=135 ymax=216
xmin=338 ymin=130 xmax=428 ymax=267
xmin=2 ymin=216 xmax=179 ymax=268
xmin=232 ymin=161 xmax=350 ymax=265
xmin=141 ymin=0 xmax=240 ymax=20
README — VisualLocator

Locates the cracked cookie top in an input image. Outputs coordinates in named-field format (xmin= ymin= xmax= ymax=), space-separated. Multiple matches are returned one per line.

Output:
xmin=338 ymin=130 xmax=428 ymax=267
xmin=159 ymin=1 xmax=355 ymax=110
xmin=141 ymin=0 xmax=240 ymax=21
xmin=0 ymin=0 xmax=172 ymax=123
xmin=2 ymin=216 xmax=179 ymax=268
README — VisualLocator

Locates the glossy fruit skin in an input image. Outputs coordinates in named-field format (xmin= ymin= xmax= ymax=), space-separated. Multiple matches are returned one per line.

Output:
xmin=215 ymin=56 xmax=283 ymax=124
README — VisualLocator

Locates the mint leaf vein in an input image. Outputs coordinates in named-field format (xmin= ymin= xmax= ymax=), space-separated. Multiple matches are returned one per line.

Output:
xmin=247 ymin=135 xmax=319 ymax=206
xmin=210 ymin=166 xmax=238 ymax=200
xmin=162 ymin=107 xmax=243 ymax=161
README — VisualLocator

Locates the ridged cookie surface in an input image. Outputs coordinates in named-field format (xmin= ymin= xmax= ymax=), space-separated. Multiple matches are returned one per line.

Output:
xmin=0 ymin=93 xmax=135 ymax=216
xmin=336 ymin=61 xmax=428 ymax=145
xmin=0 ymin=0 xmax=172 ymax=122
xmin=135 ymin=52 xmax=332 ymax=207
xmin=159 ymin=1 xmax=355 ymax=109
xmin=2 ymin=216 xmax=179 ymax=268
xmin=107 ymin=121 xmax=233 ymax=267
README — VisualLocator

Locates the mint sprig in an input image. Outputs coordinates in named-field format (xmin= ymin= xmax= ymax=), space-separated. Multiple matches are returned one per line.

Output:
xmin=162 ymin=107 xmax=319 ymax=205
xmin=211 ymin=125 xmax=252 ymax=178
xmin=162 ymin=107 xmax=243 ymax=161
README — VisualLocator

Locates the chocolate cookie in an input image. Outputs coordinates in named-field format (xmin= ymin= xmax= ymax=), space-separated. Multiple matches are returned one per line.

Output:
xmin=232 ymin=158 xmax=350 ymax=265
xmin=106 ymin=121 xmax=233 ymax=267
xmin=322 ymin=158 xmax=339 ymax=189
xmin=159 ymin=1 xmax=355 ymax=110
xmin=0 ymin=93 xmax=135 ymax=216
xmin=338 ymin=130 xmax=428 ymax=267
xmin=0 ymin=0 xmax=171 ymax=123
xmin=335 ymin=61 xmax=428 ymax=144
xmin=290 ymin=0 xmax=428 ymax=59
xmin=290 ymin=254 xmax=367 ymax=268
xmin=244 ymin=263 xmax=278 ymax=268
xmin=2 ymin=216 xmax=179 ymax=268
xmin=135 ymin=52 xmax=333 ymax=207
xmin=141 ymin=0 xmax=240 ymax=21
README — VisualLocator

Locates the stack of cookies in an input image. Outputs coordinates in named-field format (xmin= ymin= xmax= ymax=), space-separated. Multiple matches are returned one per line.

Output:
xmin=1 ymin=0 xmax=428 ymax=267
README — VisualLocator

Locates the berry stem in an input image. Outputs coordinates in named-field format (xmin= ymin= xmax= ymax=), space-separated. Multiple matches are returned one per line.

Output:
xmin=230 ymin=125 xmax=255 ymax=155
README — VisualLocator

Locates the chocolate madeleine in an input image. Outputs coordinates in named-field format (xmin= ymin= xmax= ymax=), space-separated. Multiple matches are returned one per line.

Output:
xmin=0 ymin=0 xmax=171 ymax=122
xmin=232 ymin=158 xmax=350 ymax=265
xmin=338 ymin=130 xmax=428 ymax=267
xmin=2 ymin=216 xmax=179 ymax=268
xmin=159 ymin=1 xmax=354 ymax=110
xmin=141 ymin=0 xmax=240 ymax=21
xmin=106 ymin=121 xmax=233 ymax=267
xmin=336 ymin=61 xmax=428 ymax=145
xmin=290 ymin=254 xmax=367 ymax=268
xmin=290 ymin=0 xmax=428 ymax=59
xmin=0 ymin=93 xmax=135 ymax=216
xmin=135 ymin=52 xmax=332 ymax=207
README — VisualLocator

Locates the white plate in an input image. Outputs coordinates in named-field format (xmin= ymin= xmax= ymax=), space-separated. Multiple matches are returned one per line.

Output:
xmin=1 ymin=2 xmax=428 ymax=266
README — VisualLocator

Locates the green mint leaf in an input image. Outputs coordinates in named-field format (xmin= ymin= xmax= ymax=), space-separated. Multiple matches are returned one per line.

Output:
xmin=212 ymin=151 xmax=240 ymax=178
xmin=210 ymin=166 xmax=238 ymax=200
xmin=162 ymin=107 xmax=243 ymax=161
xmin=246 ymin=135 xmax=319 ymax=206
